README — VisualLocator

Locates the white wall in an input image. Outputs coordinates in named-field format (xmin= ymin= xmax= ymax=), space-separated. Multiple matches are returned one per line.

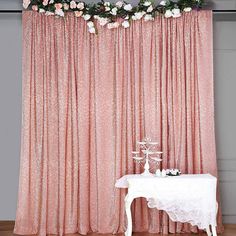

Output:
xmin=214 ymin=15 xmax=236 ymax=224
xmin=0 ymin=13 xmax=22 ymax=219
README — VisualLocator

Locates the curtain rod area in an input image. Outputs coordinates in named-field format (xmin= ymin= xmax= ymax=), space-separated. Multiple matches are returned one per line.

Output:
xmin=0 ymin=9 xmax=236 ymax=13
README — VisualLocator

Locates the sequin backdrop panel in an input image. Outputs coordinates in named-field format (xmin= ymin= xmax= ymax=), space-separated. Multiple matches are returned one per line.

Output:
xmin=14 ymin=10 xmax=222 ymax=236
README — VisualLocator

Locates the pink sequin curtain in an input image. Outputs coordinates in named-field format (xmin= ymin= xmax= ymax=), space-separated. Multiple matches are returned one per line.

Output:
xmin=15 ymin=10 xmax=222 ymax=236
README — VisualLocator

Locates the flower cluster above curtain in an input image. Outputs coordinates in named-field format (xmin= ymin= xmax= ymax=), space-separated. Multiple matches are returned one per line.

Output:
xmin=23 ymin=0 xmax=204 ymax=33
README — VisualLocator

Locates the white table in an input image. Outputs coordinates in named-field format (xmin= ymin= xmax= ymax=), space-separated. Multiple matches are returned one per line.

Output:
xmin=115 ymin=174 xmax=218 ymax=236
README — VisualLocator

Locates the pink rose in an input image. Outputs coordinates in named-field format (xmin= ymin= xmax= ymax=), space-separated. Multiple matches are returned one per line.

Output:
xmin=55 ymin=3 xmax=63 ymax=10
xmin=32 ymin=5 xmax=38 ymax=11
xmin=74 ymin=11 xmax=83 ymax=17
xmin=43 ymin=0 xmax=49 ymax=6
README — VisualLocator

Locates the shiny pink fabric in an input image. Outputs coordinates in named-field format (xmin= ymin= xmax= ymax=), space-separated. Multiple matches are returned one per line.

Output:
xmin=15 ymin=10 xmax=222 ymax=236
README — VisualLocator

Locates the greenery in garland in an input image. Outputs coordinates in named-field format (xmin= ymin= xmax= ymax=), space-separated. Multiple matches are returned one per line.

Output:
xmin=23 ymin=0 xmax=205 ymax=33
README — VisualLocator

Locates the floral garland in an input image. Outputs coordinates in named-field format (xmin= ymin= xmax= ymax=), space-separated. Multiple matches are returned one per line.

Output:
xmin=23 ymin=0 xmax=204 ymax=33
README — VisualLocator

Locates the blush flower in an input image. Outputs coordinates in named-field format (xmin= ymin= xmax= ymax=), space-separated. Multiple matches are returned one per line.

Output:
xmin=55 ymin=3 xmax=63 ymax=10
xmin=74 ymin=11 xmax=83 ymax=17
xmin=98 ymin=17 xmax=109 ymax=26
xmin=43 ymin=0 xmax=49 ymax=6
xmin=32 ymin=5 xmax=38 ymax=11
xmin=55 ymin=9 xmax=64 ymax=17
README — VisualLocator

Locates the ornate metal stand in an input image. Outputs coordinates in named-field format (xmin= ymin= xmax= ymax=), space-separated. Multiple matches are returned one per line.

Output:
xmin=132 ymin=137 xmax=163 ymax=176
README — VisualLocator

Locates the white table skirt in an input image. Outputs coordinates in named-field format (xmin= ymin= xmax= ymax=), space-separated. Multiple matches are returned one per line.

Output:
xmin=116 ymin=174 xmax=218 ymax=236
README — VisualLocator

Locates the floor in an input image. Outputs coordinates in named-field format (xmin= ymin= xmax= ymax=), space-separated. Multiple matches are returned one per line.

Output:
xmin=0 ymin=222 xmax=235 ymax=236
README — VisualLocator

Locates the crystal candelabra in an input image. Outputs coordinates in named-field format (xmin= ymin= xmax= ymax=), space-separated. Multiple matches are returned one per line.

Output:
xmin=132 ymin=137 xmax=163 ymax=176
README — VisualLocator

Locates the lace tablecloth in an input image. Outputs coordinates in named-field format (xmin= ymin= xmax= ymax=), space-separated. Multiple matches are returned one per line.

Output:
xmin=116 ymin=174 xmax=218 ymax=230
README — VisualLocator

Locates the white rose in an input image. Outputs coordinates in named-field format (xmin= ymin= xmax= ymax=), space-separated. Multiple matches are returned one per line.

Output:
xmin=183 ymin=7 xmax=192 ymax=12
xmin=147 ymin=5 xmax=153 ymax=12
xmin=105 ymin=6 xmax=111 ymax=11
xmin=94 ymin=15 xmax=99 ymax=19
xmin=164 ymin=9 xmax=172 ymax=18
xmin=111 ymin=7 xmax=118 ymax=15
xmin=98 ymin=17 xmax=109 ymax=26
xmin=83 ymin=14 xmax=91 ymax=20
xmin=39 ymin=8 xmax=46 ymax=13
xmin=55 ymin=9 xmax=64 ymax=17
xmin=124 ymin=4 xmax=132 ymax=11
xmin=134 ymin=11 xmax=145 ymax=20
xmin=132 ymin=15 xmax=137 ymax=20
xmin=116 ymin=1 xmax=123 ymax=8
xmin=159 ymin=0 xmax=166 ymax=6
xmin=112 ymin=22 xmax=120 ymax=28
xmin=23 ymin=0 xmax=30 ymax=9
xmin=144 ymin=14 xmax=154 ymax=21
xmin=45 ymin=11 xmax=55 ymax=16
xmin=122 ymin=20 xmax=130 ymax=28
xmin=143 ymin=1 xmax=152 ymax=6
xmin=70 ymin=0 xmax=77 ymax=9
xmin=63 ymin=3 xmax=69 ymax=10
xmin=49 ymin=0 xmax=54 ymax=3
xmin=172 ymin=8 xmax=181 ymax=18
xmin=104 ymin=1 xmax=110 ymax=6
xmin=87 ymin=21 xmax=94 ymax=28
xmin=88 ymin=27 xmax=96 ymax=34
xmin=77 ymin=2 xmax=85 ymax=10
xmin=124 ymin=15 xmax=129 ymax=19
xmin=107 ymin=22 xmax=119 ymax=29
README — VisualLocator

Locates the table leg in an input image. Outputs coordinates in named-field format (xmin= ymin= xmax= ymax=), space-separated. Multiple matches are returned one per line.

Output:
xmin=124 ymin=194 xmax=134 ymax=236
xmin=206 ymin=225 xmax=212 ymax=236
xmin=212 ymin=226 xmax=217 ymax=236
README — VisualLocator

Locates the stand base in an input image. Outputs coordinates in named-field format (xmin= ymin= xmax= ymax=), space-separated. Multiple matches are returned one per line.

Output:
xmin=141 ymin=171 xmax=154 ymax=177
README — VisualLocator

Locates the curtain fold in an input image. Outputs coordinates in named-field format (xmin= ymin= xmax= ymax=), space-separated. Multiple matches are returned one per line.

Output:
xmin=15 ymin=10 xmax=222 ymax=236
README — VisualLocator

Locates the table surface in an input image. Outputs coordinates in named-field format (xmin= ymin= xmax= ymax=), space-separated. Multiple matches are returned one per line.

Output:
xmin=115 ymin=173 xmax=217 ymax=188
